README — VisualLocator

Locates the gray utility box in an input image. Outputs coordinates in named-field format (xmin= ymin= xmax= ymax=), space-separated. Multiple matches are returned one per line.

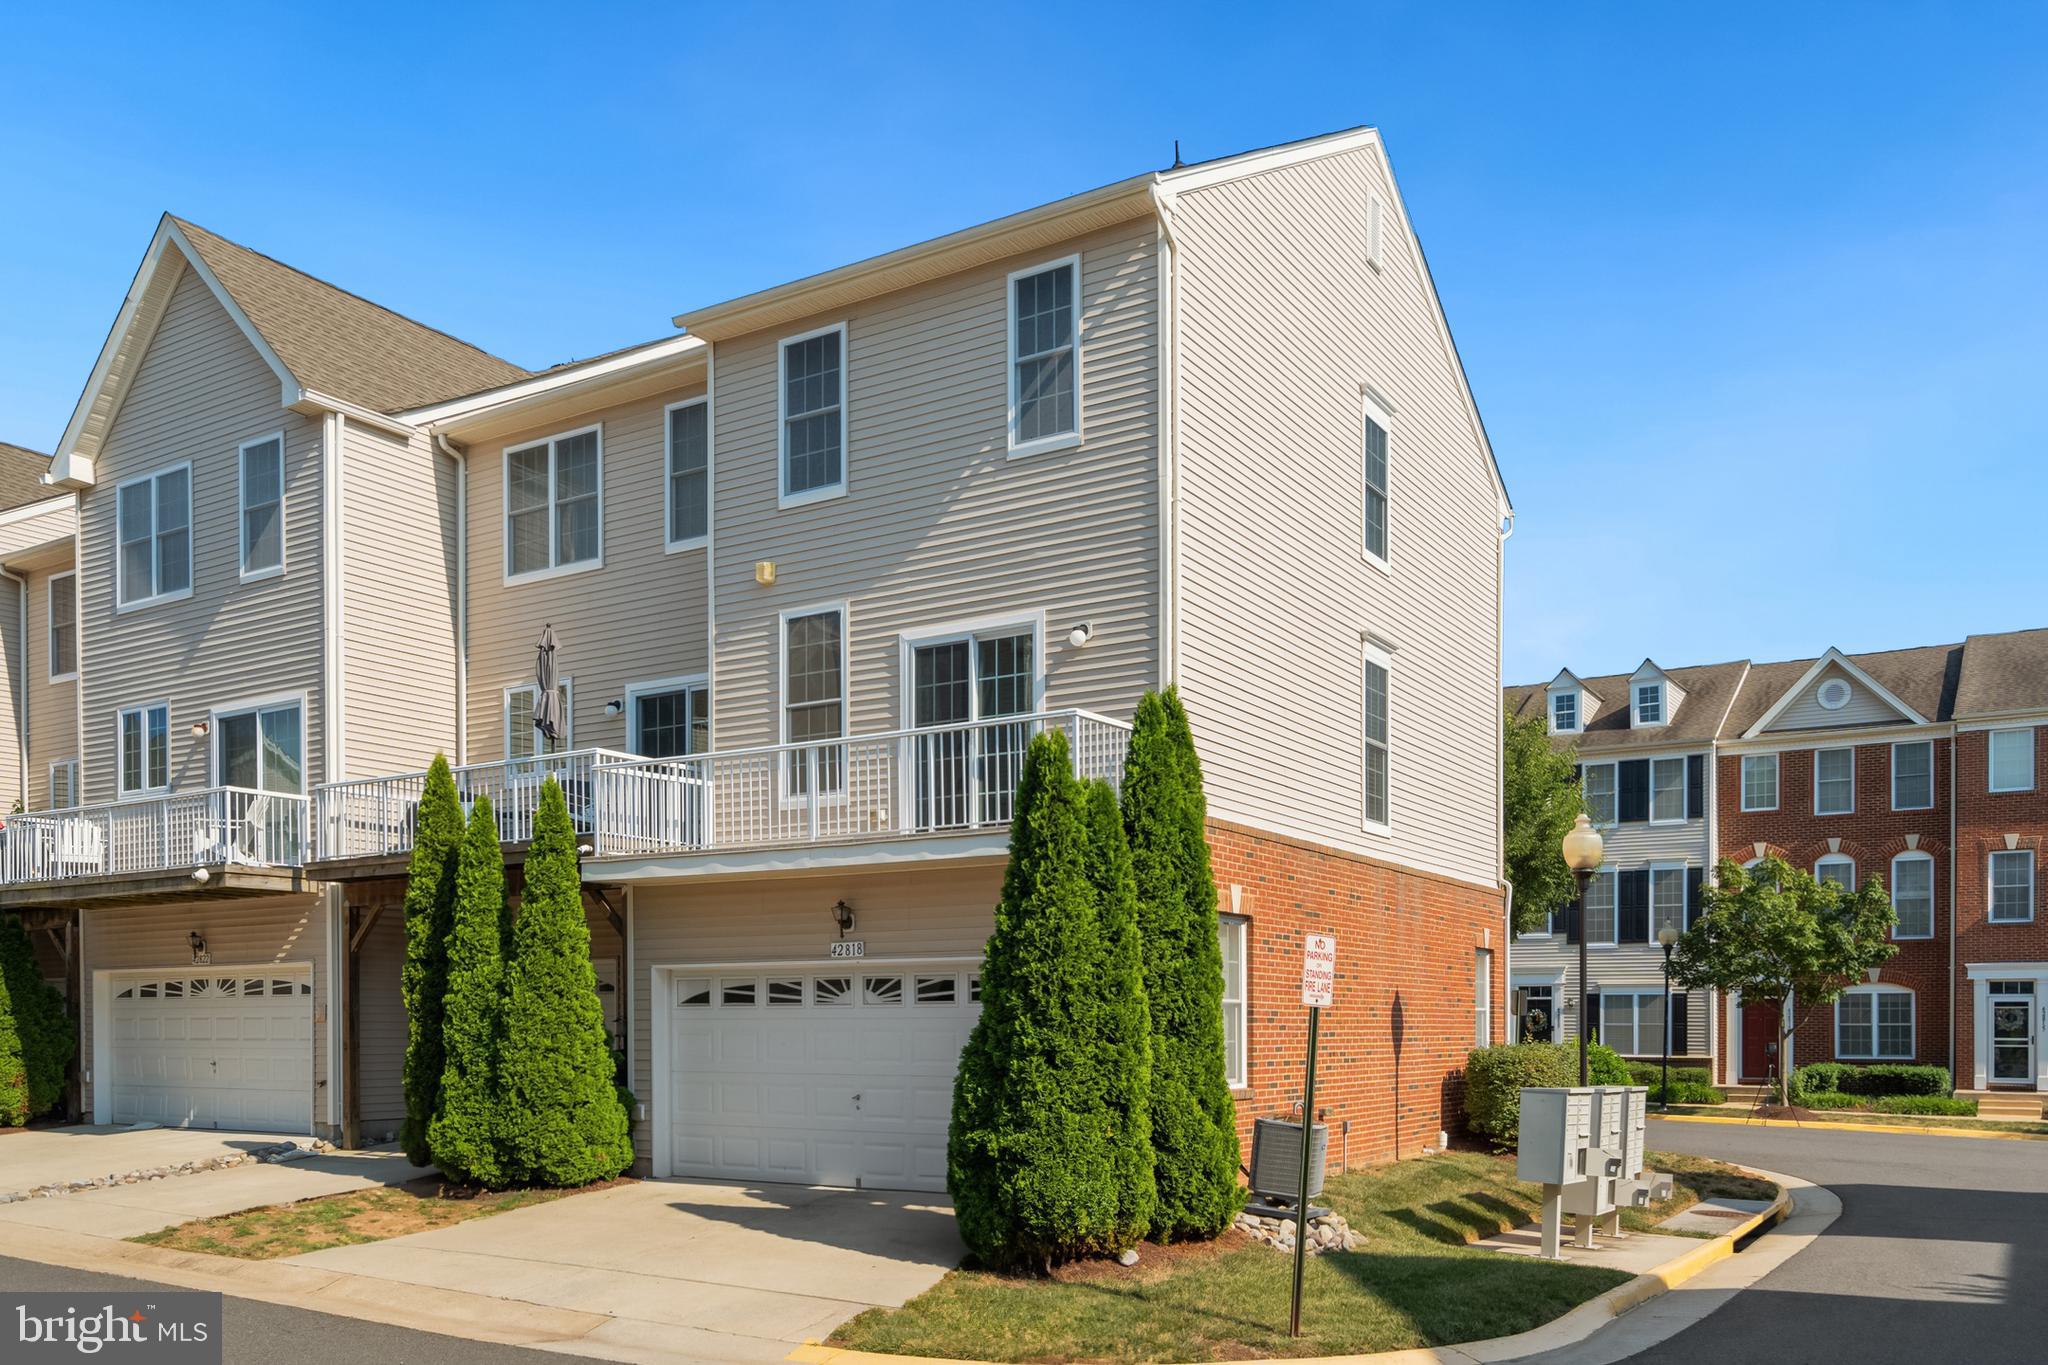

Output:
xmin=1249 ymin=1117 xmax=1329 ymax=1204
xmin=1515 ymin=1087 xmax=1595 ymax=1186
xmin=1600 ymin=1086 xmax=1648 ymax=1181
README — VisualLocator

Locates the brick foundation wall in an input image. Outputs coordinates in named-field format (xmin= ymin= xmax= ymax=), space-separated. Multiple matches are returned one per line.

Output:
xmin=1954 ymin=726 xmax=2048 ymax=1087
xmin=1206 ymin=819 xmax=1505 ymax=1172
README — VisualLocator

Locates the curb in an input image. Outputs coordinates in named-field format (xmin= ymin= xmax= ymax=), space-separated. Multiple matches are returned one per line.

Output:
xmin=1656 ymin=1111 xmax=2048 ymax=1142
xmin=787 ymin=1175 xmax=1797 ymax=1365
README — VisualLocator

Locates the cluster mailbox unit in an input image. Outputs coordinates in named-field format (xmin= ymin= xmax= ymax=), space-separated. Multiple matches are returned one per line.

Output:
xmin=1516 ymin=1086 xmax=1670 ymax=1258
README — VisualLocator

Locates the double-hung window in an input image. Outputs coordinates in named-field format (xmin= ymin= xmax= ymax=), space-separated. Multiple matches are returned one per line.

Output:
xmin=1991 ymin=850 xmax=2035 ymax=923
xmin=1741 ymin=753 xmax=1778 ymax=811
xmin=780 ymin=325 xmax=845 ymax=504
xmin=1634 ymin=683 xmax=1663 ymax=725
xmin=116 ymin=464 xmax=192 ymax=608
xmin=1361 ymin=394 xmax=1391 ymax=568
xmin=47 ymin=571 xmax=76 ymax=680
xmin=1219 ymin=915 xmax=1248 ymax=1088
xmin=215 ymin=699 xmax=304 ymax=795
xmin=505 ymin=427 xmax=601 ymax=579
xmin=629 ymin=678 xmax=709 ymax=759
xmin=665 ymin=399 xmax=709 ymax=548
xmin=1814 ymin=747 xmax=1855 ymax=815
xmin=1008 ymin=258 xmax=1079 ymax=454
xmin=1890 ymin=853 xmax=1934 ymax=939
xmin=1582 ymin=761 xmax=1617 ymax=825
xmin=1551 ymin=691 xmax=1578 ymax=733
xmin=1361 ymin=642 xmax=1391 ymax=833
xmin=1650 ymin=757 xmax=1686 ymax=823
xmin=1651 ymin=865 xmax=1687 ymax=938
xmin=1815 ymin=854 xmax=1856 ymax=891
xmin=1892 ymin=740 xmax=1933 ymax=810
xmin=1582 ymin=869 xmax=1618 ymax=945
xmin=782 ymin=607 xmax=845 ymax=796
xmin=1989 ymin=727 xmax=2036 ymax=793
xmin=1837 ymin=988 xmax=1913 ymax=1060
xmin=238 ymin=433 xmax=284 ymax=578
xmin=1600 ymin=992 xmax=1666 ymax=1057
xmin=119 ymin=703 xmax=169 ymax=796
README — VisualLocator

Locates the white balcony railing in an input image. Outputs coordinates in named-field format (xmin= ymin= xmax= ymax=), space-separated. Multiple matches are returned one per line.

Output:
xmin=0 ymin=787 xmax=310 ymax=887
xmin=314 ymin=748 xmax=636 ymax=861
xmin=592 ymin=709 xmax=1131 ymax=857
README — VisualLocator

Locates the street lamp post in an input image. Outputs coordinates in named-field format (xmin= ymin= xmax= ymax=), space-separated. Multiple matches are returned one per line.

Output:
xmin=1656 ymin=925 xmax=1679 ymax=1111
xmin=1561 ymin=813 xmax=1605 ymax=1087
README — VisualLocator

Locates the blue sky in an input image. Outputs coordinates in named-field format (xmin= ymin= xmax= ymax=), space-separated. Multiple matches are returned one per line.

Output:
xmin=2 ymin=3 xmax=2042 ymax=682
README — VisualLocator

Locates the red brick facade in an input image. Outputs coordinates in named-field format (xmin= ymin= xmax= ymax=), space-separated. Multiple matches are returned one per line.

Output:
xmin=1954 ymin=725 xmax=2048 ymax=1086
xmin=1206 ymin=819 xmax=1505 ymax=1171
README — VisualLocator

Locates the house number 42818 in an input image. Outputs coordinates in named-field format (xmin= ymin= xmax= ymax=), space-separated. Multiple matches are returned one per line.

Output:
xmin=829 ymin=940 xmax=866 ymax=959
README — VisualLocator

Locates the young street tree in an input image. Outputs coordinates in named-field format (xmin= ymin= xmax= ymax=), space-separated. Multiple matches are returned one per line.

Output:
xmin=498 ymin=778 xmax=634 ymax=1187
xmin=1502 ymin=707 xmax=1584 ymax=932
xmin=1082 ymin=777 xmax=1156 ymax=1249
xmin=1669 ymin=856 xmax=1898 ymax=1106
xmin=400 ymin=755 xmax=465 ymax=1165
xmin=0 ymin=911 xmax=73 ymax=1124
xmin=1121 ymin=688 xmax=1241 ymax=1242
xmin=430 ymin=795 xmax=509 ymax=1187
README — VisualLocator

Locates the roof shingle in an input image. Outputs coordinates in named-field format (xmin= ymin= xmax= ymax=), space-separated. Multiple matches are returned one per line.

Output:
xmin=0 ymin=442 xmax=58 ymax=512
xmin=1955 ymin=628 xmax=2048 ymax=719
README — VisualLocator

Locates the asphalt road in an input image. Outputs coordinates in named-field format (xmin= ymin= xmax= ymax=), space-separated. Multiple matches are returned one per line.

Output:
xmin=0 ymin=1255 xmax=564 ymax=1364
xmin=1631 ymin=1118 xmax=2048 ymax=1363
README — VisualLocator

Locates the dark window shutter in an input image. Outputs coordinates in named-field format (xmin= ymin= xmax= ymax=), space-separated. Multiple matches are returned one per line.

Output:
xmin=1686 ymin=866 xmax=1705 ymax=928
xmin=1670 ymin=993 xmax=1691 ymax=1054
xmin=1572 ymin=763 xmax=1583 ymax=786
xmin=1564 ymin=895 xmax=1582 ymax=944
xmin=1686 ymin=754 xmax=1706 ymax=819
xmin=1619 ymin=759 xmax=1650 ymax=822
xmin=1619 ymin=869 xmax=1651 ymax=942
xmin=1586 ymin=993 xmax=1601 ymax=1044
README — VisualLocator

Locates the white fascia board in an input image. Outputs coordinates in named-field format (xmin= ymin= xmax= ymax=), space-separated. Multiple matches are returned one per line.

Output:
xmin=1742 ymin=647 xmax=1928 ymax=738
xmin=398 ymin=335 xmax=706 ymax=429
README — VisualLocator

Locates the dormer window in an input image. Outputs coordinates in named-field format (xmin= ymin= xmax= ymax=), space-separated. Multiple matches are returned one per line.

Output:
xmin=1552 ymin=691 xmax=1579 ymax=734
xmin=1634 ymin=683 xmax=1664 ymax=726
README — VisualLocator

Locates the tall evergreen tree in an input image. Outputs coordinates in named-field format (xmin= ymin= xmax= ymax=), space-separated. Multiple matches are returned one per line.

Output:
xmin=0 ymin=937 xmax=26 ymax=1126
xmin=1082 ymin=778 xmax=1156 ymax=1249
xmin=400 ymin=756 xmax=465 ymax=1165
xmin=1120 ymin=688 xmax=1241 ymax=1241
xmin=429 ymin=795 xmax=508 ymax=1187
xmin=0 ymin=911 xmax=72 ymax=1122
xmin=498 ymin=779 xmax=634 ymax=1186
xmin=948 ymin=730 xmax=1121 ymax=1269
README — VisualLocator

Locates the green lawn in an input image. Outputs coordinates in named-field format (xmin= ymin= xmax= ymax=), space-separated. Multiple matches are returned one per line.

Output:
xmin=1667 ymin=1104 xmax=2048 ymax=1137
xmin=827 ymin=1149 xmax=1768 ymax=1362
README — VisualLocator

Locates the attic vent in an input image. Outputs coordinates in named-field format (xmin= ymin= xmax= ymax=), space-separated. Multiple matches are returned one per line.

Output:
xmin=1817 ymin=679 xmax=1852 ymax=711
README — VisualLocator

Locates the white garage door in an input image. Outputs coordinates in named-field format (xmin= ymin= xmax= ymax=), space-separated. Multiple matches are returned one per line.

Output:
xmin=668 ymin=963 xmax=981 ymax=1192
xmin=108 ymin=970 xmax=314 ymax=1132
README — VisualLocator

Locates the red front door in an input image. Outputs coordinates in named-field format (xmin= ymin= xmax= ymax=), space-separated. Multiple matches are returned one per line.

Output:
xmin=1741 ymin=1000 xmax=1781 ymax=1081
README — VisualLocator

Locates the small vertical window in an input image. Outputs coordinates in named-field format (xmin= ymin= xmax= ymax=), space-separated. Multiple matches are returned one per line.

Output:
xmin=1361 ymin=642 xmax=1390 ymax=832
xmin=1008 ymin=259 xmax=1079 ymax=453
xmin=1651 ymin=866 xmax=1687 ymax=937
xmin=47 ymin=571 xmax=76 ymax=680
xmin=1583 ymin=869 xmax=1618 ymax=945
xmin=116 ymin=464 xmax=192 ymax=607
xmin=1741 ymin=754 xmax=1778 ymax=811
xmin=119 ymin=703 xmax=169 ymax=795
xmin=1551 ymin=691 xmax=1578 ymax=733
xmin=780 ymin=326 xmax=845 ymax=503
xmin=1814 ymin=747 xmax=1855 ymax=815
xmin=1361 ymin=394 xmax=1391 ymax=567
xmin=505 ymin=427 xmax=602 ymax=579
xmin=1989 ymin=727 xmax=2036 ymax=793
xmin=1583 ymin=762 xmax=1618 ymax=825
xmin=1365 ymin=193 xmax=1386 ymax=269
xmin=783 ymin=608 xmax=845 ymax=796
xmin=239 ymin=434 xmax=285 ymax=578
xmin=49 ymin=758 xmax=79 ymax=809
xmin=1219 ymin=915 xmax=1247 ymax=1087
xmin=1474 ymin=947 xmax=1492 ymax=1047
xmin=507 ymin=681 xmax=572 ymax=761
xmin=1892 ymin=740 xmax=1933 ymax=810
xmin=666 ymin=399 xmax=709 ymax=547
xmin=1990 ymin=851 xmax=2035 ymax=923
xmin=1649 ymin=758 xmax=1686 ymax=822
xmin=1890 ymin=853 xmax=1934 ymax=939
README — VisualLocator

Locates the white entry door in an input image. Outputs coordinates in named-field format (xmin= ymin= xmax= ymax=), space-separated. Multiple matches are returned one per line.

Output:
xmin=667 ymin=963 xmax=980 ymax=1191
xmin=107 ymin=969 xmax=314 ymax=1132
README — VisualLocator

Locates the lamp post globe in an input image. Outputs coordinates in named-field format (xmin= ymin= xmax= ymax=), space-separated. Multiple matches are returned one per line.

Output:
xmin=1562 ymin=814 xmax=1604 ymax=1086
xmin=1656 ymin=925 xmax=1680 ymax=1110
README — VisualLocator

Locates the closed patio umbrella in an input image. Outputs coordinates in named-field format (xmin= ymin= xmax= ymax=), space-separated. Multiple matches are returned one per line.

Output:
xmin=533 ymin=623 xmax=562 ymax=747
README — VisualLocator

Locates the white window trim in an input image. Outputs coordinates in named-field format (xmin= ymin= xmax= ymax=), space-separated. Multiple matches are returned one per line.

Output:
xmin=1475 ymin=948 xmax=1493 ymax=1048
xmin=1648 ymin=756 xmax=1688 ymax=826
xmin=1890 ymin=851 xmax=1935 ymax=940
xmin=1989 ymin=849 xmax=2036 ymax=925
xmin=1005 ymin=255 xmax=1084 ymax=459
xmin=1814 ymin=854 xmax=1857 ymax=892
xmin=116 ymin=700 xmax=171 ymax=799
xmin=48 ymin=757 xmax=79 ymax=810
xmin=209 ymin=690 xmax=310 ymax=795
xmin=624 ymin=673 xmax=710 ymax=757
xmin=1360 ymin=638 xmax=1392 ymax=836
xmin=897 ymin=611 xmax=1046 ymax=727
xmin=113 ymin=460 xmax=194 ymax=613
xmin=1834 ymin=984 xmax=1915 ymax=1061
xmin=1740 ymin=753 xmax=1778 ymax=812
xmin=237 ymin=431 xmax=287 ymax=583
xmin=1988 ymin=726 xmax=2037 ymax=794
xmin=777 ymin=601 xmax=850 ymax=804
xmin=502 ymin=423 xmax=605 ymax=585
xmin=1581 ymin=759 xmax=1619 ymax=827
xmin=1649 ymin=861 xmax=1688 ymax=938
xmin=1583 ymin=866 xmax=1620 ymax=949
xmin=503 ymin=677 xmax=575 ymax=762
xmin=1633 ymin=682 xmax=1666 ymax=728
xmin=1220 ymin=914 xmax=1248 ymax=1088
xmin=1359 ymin=389 xmax=1393 ymax=574
xmin=46 ymin=569 xmax=78 ymax=683
xmin=1598 ymin=990 xmax=1669 ymax=1057
xmin=1550 ymin=689 xmax=1580 ymax=735
xmin=1813 ymin=746 xmax=1856 ymax=816
xmin=663 ymin=397 xmax=710 ymax=552
xmin=1891 ymin=739 xmax=1935 ymax=811
xmin=777 ymin=322 xmax=849 ymax=508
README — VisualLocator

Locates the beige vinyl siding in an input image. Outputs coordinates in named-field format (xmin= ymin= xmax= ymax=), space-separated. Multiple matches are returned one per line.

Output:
xmin=78 ymin=262 xmax=324 ymax=802
xmin=81 ymin=893 xmax=329 ymax=1130
xmin=340 ymin=423 xmax=460 ymax=777
xmin=708 ymin=222 xmax=1160 ymax=750
xmin=628 ymin=863 xmax=1001 ymax=1171
xmin=25 ymin=564 xmax=79 ymax=806
xmin=355 ymin=907 xmax=407 ymax=1134
xmin=462 ymin=388 xmax=710 ymax=761
xmin=1171 ymin=142 xmax=1501 ymax=885
xmin=1765 ymin=664 xmax=1905 ymax=732
xmin=0 ymin=573 xmax=20 ymax=806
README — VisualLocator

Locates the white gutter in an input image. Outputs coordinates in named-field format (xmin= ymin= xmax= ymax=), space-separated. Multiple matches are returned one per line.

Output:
xmin=319 ymin=413 xmax=347 ymax=784
xmin=1948 ymin=732 xmax=1958 ymax=1085
xmin=1149 ymin=185 xmax=1181 ymax=690
xmin=1501 ymin=878 xmax=1513 ymax=1041
xmin=435 ymin=432 xmax=469 ymax=767
xmin=0 ymin=565 xmax=27 ymax=806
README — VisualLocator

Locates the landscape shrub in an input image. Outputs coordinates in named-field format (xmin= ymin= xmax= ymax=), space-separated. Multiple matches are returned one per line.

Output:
xmin=400 ymin=755 xmax=464 ymax=1166
xmin=429 ymin=796 xmax=509 ymax=1188
xmin=1628 ymin=1063 xmax=1712 ymax=1090
xmin=1647 ymin=1081 xmax=1726 ymax=1105
xmin=1464 ymin=1043 xmax=1577 ymax=1145
xmin=0 ymin=947 xmax=24 ymax=1125
xmin=1121 ymin=689 xmax=1241 ymax=1242
xmin=0 ymin=911 xmax=72 ymax=1123
xmin=1587 ymin=1042 xmax=1631 ymax=1086
xmin=1081 ymin=778 xmax=1156 ymax=1249
xmin=1866 ymin=1094 xmax=1977 ymax=1117
xmin=1791 ymin=1062 xmax=1851 ymax=1100
xmin=1800 ymin=1090 xmax=1862 ymax=1110
xmin=1840 ymin=1064 xmax=1950 ymax=1098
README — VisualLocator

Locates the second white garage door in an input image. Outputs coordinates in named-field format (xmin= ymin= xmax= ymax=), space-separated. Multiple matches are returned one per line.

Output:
xmin=668 ymin=963 xmax=981 ymax=1192
xmin=106 ymin=969 xmax=314 ymax=1132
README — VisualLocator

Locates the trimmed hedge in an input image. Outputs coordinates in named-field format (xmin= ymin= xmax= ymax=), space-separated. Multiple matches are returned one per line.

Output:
xmin=0 ymin=911 xmax=73 ymax=1124
xmin=1648 ymin=1081 xmax=1726 ymax=1105
xmin=1628 ymin=1064 xmax=1712 ymax=1090
xmin=1465 ymin=1042 xmax=1631 ymax=1145
xmin=1793 ymin=1062 xmax=1951 ymax=1101
xmin=1801 ymin=1091 xmax=1862 ymax=1110
xmin=1867 ymin=1094 xmax=1978 ymax=1117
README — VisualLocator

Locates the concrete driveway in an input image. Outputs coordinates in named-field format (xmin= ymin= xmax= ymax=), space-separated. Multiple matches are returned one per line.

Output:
xmin=0 ymin=1124 xmax=309 ymax=1196
xmin=291 ymin=1178 xmax=965 ymax=1363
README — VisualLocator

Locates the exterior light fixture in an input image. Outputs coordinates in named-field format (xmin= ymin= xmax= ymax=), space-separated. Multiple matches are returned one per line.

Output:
xmin=577 ymin=843 xmax=595 ymax=857
xmin=832 ymin=900 xmax=855 ymax=937
xmin=190 ymin=867 xmax=210 ymax=885
xmin=755 ymin=560 xmax=778 ymax=587
xmin=1067 ymin=622 xmax=1094 ymax=648
xmin=190 ymin=719 xmax=210 ymax=737
xmin=1867 ymin=965 xmax=1882 ymax=984
xmin=605 ymin=699 xmax=623 ymax=718
xmin=187 ymin=930 xmax=209 ymax=964
xmin=1561 ymin=813 xmax=1605 ymax=1086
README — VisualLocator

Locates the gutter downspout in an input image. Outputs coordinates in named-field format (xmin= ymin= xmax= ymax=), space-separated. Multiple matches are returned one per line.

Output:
xmin=1501 ymin=878 xmax=1514 ymax=1042
xmin=1149 ymin=181 xmax=1180 ymax=691
xmin=0 ymin=566 xmax=27 ymax=807
xmin=1703 ymin=734 xmax=1719 ymax=1075
xmin=434 ymin=431 xmax=468 ymax=767
xmin=1948 ymin=731 xmax=1958 ymax=1086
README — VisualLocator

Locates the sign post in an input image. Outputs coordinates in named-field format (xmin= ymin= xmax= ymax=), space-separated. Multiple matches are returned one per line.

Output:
xmin=1290 ymin=932 xmax=1336 ymax=1339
